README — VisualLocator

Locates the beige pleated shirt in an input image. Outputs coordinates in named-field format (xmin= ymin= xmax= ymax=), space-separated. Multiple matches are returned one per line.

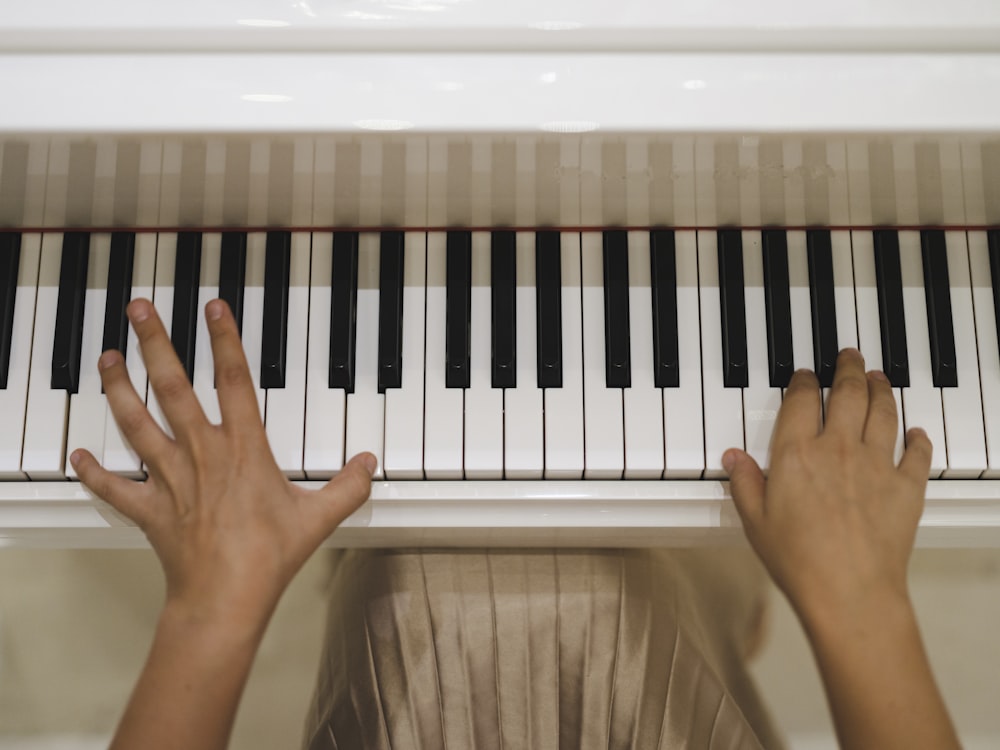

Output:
xmin=302 ymin=549 xmax=785 ymax=750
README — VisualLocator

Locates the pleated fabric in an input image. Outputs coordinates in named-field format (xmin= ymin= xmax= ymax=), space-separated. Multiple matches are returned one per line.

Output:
xmin=302 ymin=549 xmax=785 ymax=750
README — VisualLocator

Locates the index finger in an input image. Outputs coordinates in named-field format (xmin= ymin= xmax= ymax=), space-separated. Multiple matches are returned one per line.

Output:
xmin=771 ymin=369 xmax=822 ymax=451
xmin=822 ymin=348 xmax=869 ymax=438
xmin=206 ymin=299 xmax=263 ymax=430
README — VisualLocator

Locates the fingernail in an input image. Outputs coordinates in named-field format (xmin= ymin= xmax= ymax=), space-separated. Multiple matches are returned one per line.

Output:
xmin=362 ymin=453 xmax=378 ymax=476
xmin=69 ymin=450 xmax=82 ymax=468
xmin=843 ymin=347 xmax=862 ymax=360
xmin=868 ymin=369 xmax=889 ymax=383
xmin=129 ymin=300 xmax=150 ymax=323
xmin=722 ymin=449 xmax=738 ymax=473
xmin=207 ymin=300 xmax=224 ymax=321
xmin=98 ymin=351 xmax=118 ymax=371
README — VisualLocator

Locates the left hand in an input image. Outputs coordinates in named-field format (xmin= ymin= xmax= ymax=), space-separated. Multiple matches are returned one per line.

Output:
xmin=71 ymin=298 xmax=375 ymax=625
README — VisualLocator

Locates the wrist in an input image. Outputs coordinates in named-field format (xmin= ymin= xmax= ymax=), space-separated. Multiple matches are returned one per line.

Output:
xmin=160 ymin=594 xmax=273 ymax=646
xmin=797 ymin=582 xmax=916 ymax=647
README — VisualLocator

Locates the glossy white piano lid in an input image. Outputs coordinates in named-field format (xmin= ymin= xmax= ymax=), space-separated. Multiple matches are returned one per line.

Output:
xmin=3 ymin=0 xmax=1000 ymax=51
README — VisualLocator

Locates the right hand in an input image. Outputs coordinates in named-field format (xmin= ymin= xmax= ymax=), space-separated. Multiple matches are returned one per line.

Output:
xmin=722 ymin=348 xmax=933 ymax=626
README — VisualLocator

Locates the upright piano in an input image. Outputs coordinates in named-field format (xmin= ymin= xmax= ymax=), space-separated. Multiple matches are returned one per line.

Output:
xmin=1 ymin=0 xmax=1000 ymax=547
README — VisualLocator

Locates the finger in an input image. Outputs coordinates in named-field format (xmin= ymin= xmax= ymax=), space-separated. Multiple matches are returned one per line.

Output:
xmin=129 ymin=298 xmax=208 ymax=440
xmin=314 ymin=452 xmax=377 ymax=530
xmin=898 ymin=427 xmax=933 ymax=483
xmin=71 ymin=448 xmax=151 ymax=528
xmin=823 ymin=348 xmax=869 ymax=438
xmin=98 ymin=350 xmax=173 ymax=472
xmin=771 ymin=369 xmax=821 ymax=451
xmin=205 ymin=299 xmax=262 ymax=430
xmin=862 ymin=370 xmax=899 ymax=462
xmin=724 ymin=448 xmax=766 ymax=529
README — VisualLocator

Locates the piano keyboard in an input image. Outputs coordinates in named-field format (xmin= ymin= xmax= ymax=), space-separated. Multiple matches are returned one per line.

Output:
xmin=3 ymin=226 xmax=1000 ymax=547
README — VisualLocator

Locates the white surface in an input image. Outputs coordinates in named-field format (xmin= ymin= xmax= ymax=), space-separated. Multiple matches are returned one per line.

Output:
xmin=146 ymin=234 xmax=176 ymax=441
xmin=969 ymin=233 xmax=1000 ymax=478
xmin=192 ymin=234 xmax=223 ymax=425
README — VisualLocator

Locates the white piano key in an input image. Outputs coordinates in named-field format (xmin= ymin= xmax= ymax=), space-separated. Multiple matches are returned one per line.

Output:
xmin=64 ymin=234 xmax=111 ymax=478
xmin=698 ymin=230 xmax=745 ymax=479
xmin=940 ymin=231 xmax=987 ymax=478
xmin=192 ymin=234 xmax=223 ymax=424
xmin=852 ymin=231 xmax=904 ymax=464
xmin=22 ymin=234 xmax=70 ymax=479
xmin=969 ymin=232 xmax=1000 ymax=478
xmin=241 ymin=233 xmax=266 ymax=417
xmin=101 ymin=232 xmax=155 ymax=477
xmin=544 ymin=232 xmax=585 ymax=479
xmin=464 ymin=232 xmax=503 ymax=479
xmin=898 ymin=231 xmax=947 ymax=476
xmin=264 ymin=232 xmax=310 ymax=479
xmin=383 ymin=232 xmax=427 ymax=479
xmin=786 ymin=230 xmax=815 ymax=373
xmin=345 ymin=233 xmax=385 ymax=479
xmin=623 ymin=231 xmax=665 ymax=479
xmin=423 ymin=231 xmax=464 ymax=479
xmin=581 ymin=232 xmax=624 ymax=479
xmin=742 ymin=230 xmax=782 ymax=472
xmin=303 ymin=232 xmax=346 ymax=479
xmin=0 ymin=234 xmax=40 ymax=479
xmin=831 ymin=231 xmax=859 ymax=350
xmin=663 ymin=231 xmax=704 ymax=478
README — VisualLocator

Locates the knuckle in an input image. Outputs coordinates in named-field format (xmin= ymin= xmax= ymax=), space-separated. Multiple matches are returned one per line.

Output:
xmin=217 ymin=361 xmax=250 ymax=389
xmin=155 ymin=372 xmax=190 ymax=401
xmin=833 ymin=374 xmax=868 ymax=399
xmin=116 ymin=406 xmax=150 ymax=438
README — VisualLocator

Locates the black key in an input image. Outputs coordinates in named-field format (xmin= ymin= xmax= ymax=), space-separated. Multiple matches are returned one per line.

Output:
xmin=377 ymin=231 xmax=404 ymax=393
xmin=535 ymin=231 xmax=563 ymax=388
xmin=171 ymin=232 xmax=202 ymax=383
xmin=988 ymin=230 xmax=1000 ymax=366
xmin=807 ymin=229 xmax=839 ymax=388
xmin=603 ymin=230 xmax=631 ymax=388
xmin=717 ymin=229 xmax=748 ymax=388
xmin=51 ymin=232 xmax=90 ymax=393
xmin=491 ymin=230 xmax=516 ymax=389
xmin=219 ymin=232 xmax=247 ymax=337
xmin=0 ymin=233 xmax=21 ymax=390
xmin=650 ymin=230 xmax=679 ymax=388
xmin=873 ymin=230 xmax=909 ymax=387
xmin=329 ymin=232 xmax=359 ymax=392
xmin=920 ymin=230 xmax=957 ymax=388
xmin=102 ymin=232 xmax=135 ymax=360
xmin=446 ymin=231 xmax=472 ymax=389
xmin=761 ymin=230 xmax=794 ymax=388
xmin=260 ymin=231 xmax=291 ymax=389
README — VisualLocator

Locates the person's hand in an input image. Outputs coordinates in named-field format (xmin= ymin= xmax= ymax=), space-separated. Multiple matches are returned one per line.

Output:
xmin=70 ymin=298 xmax=375 ymax=625
xmin=723 ymin=348 xmax=932 ymax=627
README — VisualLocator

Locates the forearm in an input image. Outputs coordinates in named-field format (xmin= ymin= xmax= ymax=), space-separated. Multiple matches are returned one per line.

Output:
xmin=110 ymin=600 xmax=271 ymax=750
xmin=801 ymin=591 xmax=960 ymax=750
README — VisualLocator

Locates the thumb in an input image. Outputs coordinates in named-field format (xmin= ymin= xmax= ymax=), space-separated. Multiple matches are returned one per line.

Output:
xmin=723 ymin=448 xmax=766 ymax=528
xmin=317 ymin=452 xmax=377 ymax=527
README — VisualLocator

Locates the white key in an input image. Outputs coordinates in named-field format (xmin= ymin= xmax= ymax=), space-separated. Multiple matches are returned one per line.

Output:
xmin=623 ymin=231 xmax=664 ymax=478
xmin=786 ymin=231 xmax=815 ymax=373
xmin=147 ymin=233 xmax=176 ymax=440
xmin=698 ymin=230 xmax=745 ymax=478
xmin=65 ymin=234 xmax=111 ymax=478
xmin=464 ymin=232 xmax=503 ymax=479
xmin=345 ymin=233 xmax=385 ymax=479
xmin=383 ymin=232 xmax=427 ymax=479
xmin=742 ymin=230 xmax=782 ymax=471
xmin=424 ymin=232 xmax=464 ymax=478
xmin=303 ymin=233 xmax=346 ymax=479
xmin=22 ymin=234 xmax=72 ymax=479
xmin=192 ymin=234 xmax=223 ymax=424
xmin=503 ymin=232 xmax=543 ymax=479
xmin=102 ymin=233 xmax=155 ymax=477
xmin=265 ymin=232 xmax=310 ymax=478
xmin=663 ymin=231 xmax=704 ymax=478
xmin=969 ymin=232 xmax=1000 ymax=477
xmin=940 ymin=231 xmax=987 ymax=477
xmin=0 ymin=234 xmax=40 ymax=479
xmin=581 ymin=232 xmax=624 ymax=478
xmin=831 ymin=231 xmax=859 ymax=350
xmin=852 ymin=231 xmax=905 ymax=464
xmin=898 ymin=231 xmax=947 ymax=476
xmin=544 ymin=233 xmax=585 ymax=478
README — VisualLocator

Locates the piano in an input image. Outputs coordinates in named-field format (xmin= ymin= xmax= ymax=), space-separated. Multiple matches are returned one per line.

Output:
xmin=2 ymin=0 xmax=1000 ymax=548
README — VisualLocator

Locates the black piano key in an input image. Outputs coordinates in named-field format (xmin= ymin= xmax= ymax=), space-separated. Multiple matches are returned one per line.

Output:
xmin=219 ymin=232 xmax=247 ymax=337
xmin=491 ymin=230 xmax=516 ymax=389
xmin=535 ymin=231 xmax=563 ymax=388
xmin=717 ymin=229 xmax=749 ymax=388
xmin=650 ymin=229 xmax=679 ymax=388
xmin=988 ymin=230 xmax=1000 ymax=366
xmin=170 ymin=232 xmax=202 ymax=383
xmin=102 ymin=232 xmax=135 ymax=361
xmin=377 ymin=231 xmax=404 ymax=393
xmin=602 ymin=230 xmax=631 ymax=388
xmin=761 ymin=230 xmax=794 ymax=388
xmin=920 ymin=230 xmax=957 ymax=388
xmin=807 ymin=229 xmax=839 ymax=388
xmin=446 ymin=231 xmax=472 ymax=389
xmin=0 ymin=233 xmax=21 ymax=390
xmin=873 ymin=230 xmax=909 ymax=388
xmin=329 ymin=232 xmax=359 ymax=392
xmin=260 ymin=231 xmax=291 ymax=390
xmin=51 ymin=232 xmax=90 ymax=393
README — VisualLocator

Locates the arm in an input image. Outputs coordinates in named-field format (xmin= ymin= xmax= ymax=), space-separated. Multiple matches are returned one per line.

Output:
xmin=71 ymin=298 xmax=375 ymax=750
xmin=723 ymin=349 xmax=960 ymax=750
